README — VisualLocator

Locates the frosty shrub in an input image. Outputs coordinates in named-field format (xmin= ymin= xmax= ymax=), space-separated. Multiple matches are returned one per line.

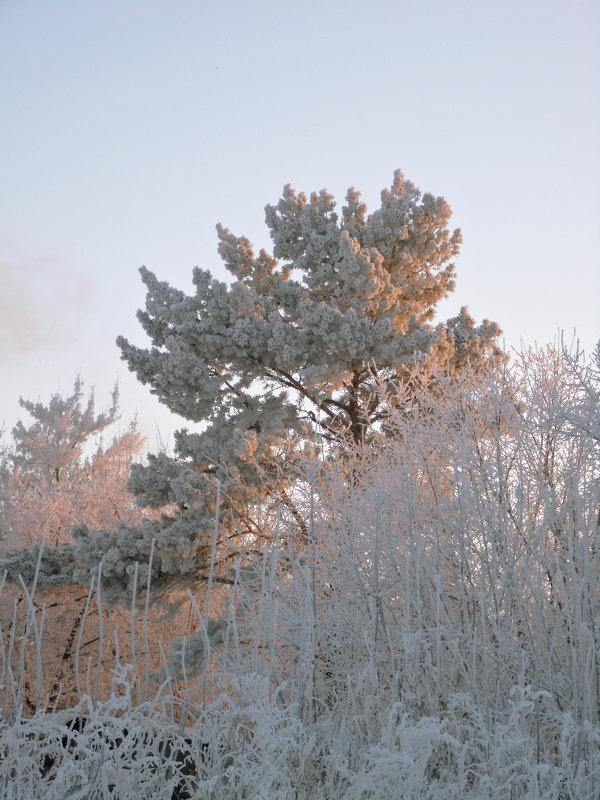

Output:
xmin=1 ymin=340 xmax=598 ymax=799
xmin=112 ymin=169 xmax=504 ymax=581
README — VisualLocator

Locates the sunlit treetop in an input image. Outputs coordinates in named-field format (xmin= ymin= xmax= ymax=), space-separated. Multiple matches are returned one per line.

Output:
xmin=120 ymin=170 xmax=502 ymax=441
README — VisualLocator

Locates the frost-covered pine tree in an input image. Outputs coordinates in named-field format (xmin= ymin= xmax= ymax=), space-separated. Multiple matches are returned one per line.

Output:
xmin=0 ymin=379 xmax=145 ymax=554
xmin=114 ymin=170 xmax=504 ymax=577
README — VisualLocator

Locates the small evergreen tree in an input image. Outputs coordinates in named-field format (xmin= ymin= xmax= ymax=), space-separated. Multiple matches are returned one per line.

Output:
xmin=115 ymin=170 xmax=504 ymax=576
xmin=0 ymin=379 xmax=145 ymax=552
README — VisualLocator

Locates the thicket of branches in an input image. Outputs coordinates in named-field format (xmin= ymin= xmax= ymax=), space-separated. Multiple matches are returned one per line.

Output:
xmin=0 ymin=341 xmax=598 ymax=799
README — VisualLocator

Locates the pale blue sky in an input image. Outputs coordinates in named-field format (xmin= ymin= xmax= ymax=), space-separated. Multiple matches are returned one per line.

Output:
xmin=1 ymin=0 xmax=598 ymax=444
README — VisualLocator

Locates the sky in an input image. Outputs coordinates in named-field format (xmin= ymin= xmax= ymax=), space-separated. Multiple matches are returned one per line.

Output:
xmin=1 ymin=0 xmax=598 ymax=448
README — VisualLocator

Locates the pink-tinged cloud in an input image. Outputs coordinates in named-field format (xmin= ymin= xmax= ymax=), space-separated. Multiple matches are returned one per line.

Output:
xmin=0 ymin=247 xmax=95 ymax=362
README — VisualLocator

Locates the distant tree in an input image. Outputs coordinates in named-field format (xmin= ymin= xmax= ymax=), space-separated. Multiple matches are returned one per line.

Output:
xmin=0 ymin=378 xmax=146 ymax=552
xmin=113 ymin=170 xmax=505 ymax=577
